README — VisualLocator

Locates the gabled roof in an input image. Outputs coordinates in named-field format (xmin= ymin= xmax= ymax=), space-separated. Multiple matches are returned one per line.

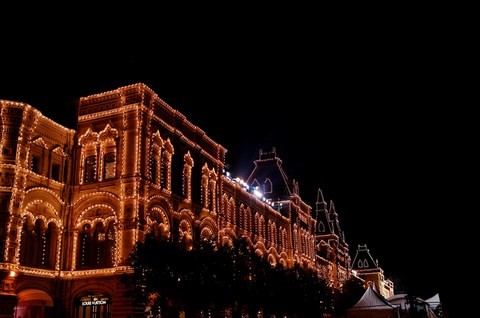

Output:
xmin=246 ymin=148 xmax=293 ymax=200
xmin=425 ymin=293 xmax=441 ymax=310
xmin=351 ymin=244 xmax=379 ymax=271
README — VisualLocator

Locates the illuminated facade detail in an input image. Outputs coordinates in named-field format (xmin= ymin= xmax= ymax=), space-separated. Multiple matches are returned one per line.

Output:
xmin=201 ymin=164 xmax=209 ymax=209
xmin=0 ymin=84 xmax=393 ymax=317
xmin=161 ymin=138 xmax=174 ymax=191
xmin=149 ymin=138 xmax=161 ymax=186
xmin=182 ymin=151 xmax=194 ymax=201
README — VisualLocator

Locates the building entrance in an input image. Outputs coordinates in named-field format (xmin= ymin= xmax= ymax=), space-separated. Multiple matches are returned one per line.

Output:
xmin=75 ymin=294 xmax=111 ymax=318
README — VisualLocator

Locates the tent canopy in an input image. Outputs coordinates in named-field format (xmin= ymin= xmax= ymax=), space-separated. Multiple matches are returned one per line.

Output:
xmin=425 ymin=293 xmax=441 ymax=310
xmin=347 ymin=286 xmax=400 ymax=318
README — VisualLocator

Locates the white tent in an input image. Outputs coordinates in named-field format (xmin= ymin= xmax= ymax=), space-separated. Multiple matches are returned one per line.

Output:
xmin=425 ymin=293 xmax=441 ymax=311
xmin=387 ymin=294 xmax=437 ymax=318
xmin=347 ymin=286 xmax=400 ymax=318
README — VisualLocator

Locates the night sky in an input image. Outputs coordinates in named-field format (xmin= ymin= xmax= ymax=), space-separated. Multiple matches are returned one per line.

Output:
xmin=2 ymin=8 xmax=468 ymax=313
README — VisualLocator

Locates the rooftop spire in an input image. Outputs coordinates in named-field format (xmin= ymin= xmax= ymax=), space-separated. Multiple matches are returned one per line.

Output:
xmin=316 ymin=188 xmax=326 ymax=203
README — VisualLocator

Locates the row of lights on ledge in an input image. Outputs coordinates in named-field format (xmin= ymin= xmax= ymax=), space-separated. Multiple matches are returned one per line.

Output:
xmin=224 ymin=170 xmax=281 ymax=209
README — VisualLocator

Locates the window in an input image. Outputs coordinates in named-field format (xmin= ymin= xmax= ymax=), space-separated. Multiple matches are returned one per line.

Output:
xmin=84 ymin=155 xmax=97 ymax=183
xmin=32 ymin=156 xmax=41 ymax=174
xmin=103 ymin=152 xmax=116 ymax=180
xmin=76 ymin=294 xmax=111 ymax=318
xmin=78 ymin=222 xmax=115 ymax=269
xmin=2 ymin=147 xmax=12 ymax=155
xmin=149 ymin=156 xmax=157 ymax=184
xmin=19 ymin=218 xmax=57 ymax=269
xmin=51 ymin=163 xmax=60 ymax=181
xmin=160 ymin=158 xmax=167 ymax=188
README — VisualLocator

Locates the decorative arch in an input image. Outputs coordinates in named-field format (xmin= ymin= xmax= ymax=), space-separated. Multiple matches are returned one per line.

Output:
xmin=72 ymin=191 xmax=121 ymax=220
xmin=200 ymin=227 xmax=214 ymax=241
xmin=23 ymin=188 xmax=64 ymax=214
xmin=279 ymin=251 xmax=289 ymax=267
xmin=254 ymin=241 xmax=267 ymax=258
xmin=268 ymin=254 xmax=277 ymax=267
xmin=267 ymin=246 xmax=281 ymax=267
xmin=16 ymin=288 xmax=53 ymax=307
xmin=146 ymin=206 xmax=170 ymax=240
xmin=199 ymin=217 xmax=217 ymax=241
xmin=221 ymin=233 xmax=233 ymax=247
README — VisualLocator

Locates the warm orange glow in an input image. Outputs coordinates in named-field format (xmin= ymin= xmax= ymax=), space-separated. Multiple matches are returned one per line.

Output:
xmin=0 ymin=83 xmax=394 ymax=315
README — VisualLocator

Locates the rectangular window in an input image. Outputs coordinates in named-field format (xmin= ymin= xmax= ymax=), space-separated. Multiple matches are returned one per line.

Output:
xmin=150 ymin=157 xmax=157 ymax=184
xmin=103 ymin=152 xmax=116 ymax=180
xmin=32 ymin=156 xmax=41 ymax=174
xmin=51 ymin=164 xmax=60 ymax=181
xmin=84 ymin=155 xmax=97 ymax=183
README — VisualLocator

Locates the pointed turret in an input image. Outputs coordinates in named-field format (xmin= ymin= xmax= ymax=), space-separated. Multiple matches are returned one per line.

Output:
xmin=315 ymin=188 xmax=332 ymax=234
xmin=329 ymin=200 xmax=342 ymax=235
xmin=316 ymin=188 xmax=327 ymax=213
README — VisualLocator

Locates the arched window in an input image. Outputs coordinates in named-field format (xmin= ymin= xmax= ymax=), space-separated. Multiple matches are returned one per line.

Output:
xmin=318 ymin=221 xmax=325 ymax=232
xmin=263 ymin=178 xmax=273 ymax=193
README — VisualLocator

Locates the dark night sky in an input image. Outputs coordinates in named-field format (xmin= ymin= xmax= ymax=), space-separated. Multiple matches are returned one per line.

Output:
xmin=1 ymin=7 xmax=470 ymax=312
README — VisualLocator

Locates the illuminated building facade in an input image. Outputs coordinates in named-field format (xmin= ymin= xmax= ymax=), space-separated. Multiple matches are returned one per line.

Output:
xmin=0 ymin=83 xmax=391 ymax=317
xmin=351 ymin=244 xmax=395 ymax=298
